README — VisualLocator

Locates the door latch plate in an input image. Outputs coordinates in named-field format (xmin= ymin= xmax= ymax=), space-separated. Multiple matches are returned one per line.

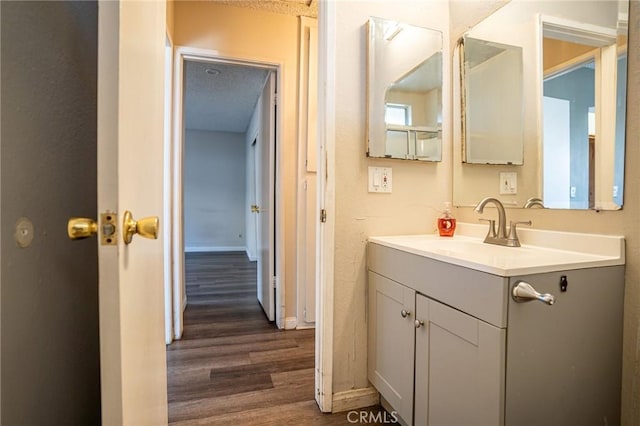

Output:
xmin=101 ymin=212 xmax=117 ymax=246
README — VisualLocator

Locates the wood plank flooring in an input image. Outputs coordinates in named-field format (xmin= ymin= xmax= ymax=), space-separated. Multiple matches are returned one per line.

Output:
xmin=167 ymin=252 xmax=391 ymax=425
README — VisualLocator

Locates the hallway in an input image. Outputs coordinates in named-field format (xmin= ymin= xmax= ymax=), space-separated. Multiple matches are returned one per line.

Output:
xmin=166 ymin=252 xmax=387 ymax=425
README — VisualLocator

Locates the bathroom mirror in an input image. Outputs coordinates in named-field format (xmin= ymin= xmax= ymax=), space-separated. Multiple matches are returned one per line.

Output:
xmin=462 ymin=37 xmax=524 ymax=165
xmin=366 ymin=17 xmax=444 ymax=161
xmin=454 ymin=0 xmax=628 ymax=210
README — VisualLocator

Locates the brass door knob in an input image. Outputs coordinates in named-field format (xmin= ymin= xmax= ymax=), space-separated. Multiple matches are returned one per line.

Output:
xmin=68 ymin=218 xmax=98 ymax=240
xmin=251 ymin=204 xmax=260 ymax=213
xmin=123 ymin=210 xmax=159 ymax=245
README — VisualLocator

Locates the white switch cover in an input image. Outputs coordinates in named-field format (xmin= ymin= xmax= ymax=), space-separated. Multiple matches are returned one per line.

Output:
xmin=368 ymin=167 xmax=392 ymax=193
xmin=499 ymin=172 xmax=517 ymax=195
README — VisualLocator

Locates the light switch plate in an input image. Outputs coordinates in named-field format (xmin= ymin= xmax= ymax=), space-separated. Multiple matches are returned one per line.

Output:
xmin=368 ymin=167 xmax=392 ymax=193
xmin=499 ymin=172 xmax=517 ymax=195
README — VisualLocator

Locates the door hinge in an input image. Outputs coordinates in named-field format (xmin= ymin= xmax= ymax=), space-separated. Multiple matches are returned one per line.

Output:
xmin=320 ymin=209 xmax=327 ymax=223
xmin=273 ymin=93 xmax=278 ymax=106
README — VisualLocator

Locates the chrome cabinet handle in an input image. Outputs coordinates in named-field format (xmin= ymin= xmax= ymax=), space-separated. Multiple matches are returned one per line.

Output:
xmin=400 ymin=309 xmax=411 ymax=318
xmin=414 ymin=320 xmax=424 ymax=329
xmin=512 ymin=281 xmax=555 ymax=305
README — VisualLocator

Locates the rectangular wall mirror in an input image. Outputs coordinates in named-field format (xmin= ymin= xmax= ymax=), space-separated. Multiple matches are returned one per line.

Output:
xmin=366 ymin=17 xmax=444 ymax=161
xmin=462 ymin=36 xmax=524 ymax=165
xmin=454 ymin=0 xmax=629 ymax=210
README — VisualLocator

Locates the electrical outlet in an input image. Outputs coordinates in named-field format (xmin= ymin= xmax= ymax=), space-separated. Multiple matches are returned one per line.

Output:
xmin=368 ymin=167 xmax=392 ymax=193
xmin=499 ymin=172 xmax=517 ymax=195
xmin=570 ymin=186 xmax=577 ymax=198
xmin=613 ymin=185 xmax=619 ymax=197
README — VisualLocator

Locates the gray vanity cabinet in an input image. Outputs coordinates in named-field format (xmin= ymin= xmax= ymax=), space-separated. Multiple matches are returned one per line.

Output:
xmin=368 ymin=242 xmax=624 ymax=426
xmin=368 ymin=272 xmax=505 ymax=426
xmin=414 ymin=294 xmax=505 ymax=426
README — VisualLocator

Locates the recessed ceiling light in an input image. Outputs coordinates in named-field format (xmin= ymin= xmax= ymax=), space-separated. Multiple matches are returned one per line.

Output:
xmin=205 ymin=68 xmax=221 ymax=76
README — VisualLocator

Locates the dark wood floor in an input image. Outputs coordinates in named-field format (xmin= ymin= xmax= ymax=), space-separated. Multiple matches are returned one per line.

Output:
xmin=167 ymin=252 xmax=390 ymax=425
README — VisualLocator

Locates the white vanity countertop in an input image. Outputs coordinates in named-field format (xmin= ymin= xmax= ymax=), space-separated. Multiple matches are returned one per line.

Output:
xmin=369 ymin=223 xmax=625 ymax=277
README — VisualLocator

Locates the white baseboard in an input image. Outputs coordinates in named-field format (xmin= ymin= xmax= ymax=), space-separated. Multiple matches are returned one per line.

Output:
xmin=284 ymin=317 xmax=297 ymax=330
xmin=246 ymin=248 xmax=258 ymax=262
xmin=332 ymin=387 xmax=380 ymax=413
xmin=185 ymin=246 xmax=245 ymax=253
xmin=296 ymin=323 xmax=315 ymax=330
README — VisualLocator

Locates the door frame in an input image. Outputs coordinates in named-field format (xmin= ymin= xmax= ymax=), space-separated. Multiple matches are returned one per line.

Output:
xmin=168 ymin=46 xmax=285 ymax=334
xmin=296 ymin=16 xmax=318 ymax=328
xmin=315 ymin=0 xmax=336 ymax=412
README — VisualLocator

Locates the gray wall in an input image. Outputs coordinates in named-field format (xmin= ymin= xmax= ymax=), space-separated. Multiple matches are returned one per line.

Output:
xmin=1 ymin=1 xmax=100 ymax=424
xmin=184 ymin=129 xmax=246 ymax=251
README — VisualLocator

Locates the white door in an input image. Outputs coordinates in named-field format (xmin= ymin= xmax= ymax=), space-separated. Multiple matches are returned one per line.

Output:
xmin=97 ymin=2 xmax=168 ymax=424
xmin=256 ymin=72 xmax=276 ymax=321
xmin=543 ymin=96 xmax=572 ymax=209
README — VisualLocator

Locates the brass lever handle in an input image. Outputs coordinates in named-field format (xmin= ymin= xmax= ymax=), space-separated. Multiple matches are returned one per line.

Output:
xmin=68 ymin=218 xmax=98 ymax=240
xmin=122 ymin=211 xmax=159 ymax=245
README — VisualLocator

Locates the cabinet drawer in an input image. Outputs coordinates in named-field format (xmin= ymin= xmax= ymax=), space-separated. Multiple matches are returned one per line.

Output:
xmin=368 ymin=242 xmax=509 ymax=328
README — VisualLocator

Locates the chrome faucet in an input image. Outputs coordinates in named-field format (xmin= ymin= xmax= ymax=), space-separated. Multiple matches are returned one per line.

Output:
xmin=475 ymin=197 xmax=507 ymax=240
xmin=475 ymin=197 xmax=531 ymax=247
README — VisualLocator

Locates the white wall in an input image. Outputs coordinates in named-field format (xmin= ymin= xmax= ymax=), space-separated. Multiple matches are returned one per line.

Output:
xmin=331 ymin=0 xmax=451 ymax=394
xmin=184 ymin=129 xmax=246 ymax=251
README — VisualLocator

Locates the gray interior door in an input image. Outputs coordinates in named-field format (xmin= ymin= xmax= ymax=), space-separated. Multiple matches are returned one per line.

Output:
xmin=1 ymin=2 xmax=101 ymax=424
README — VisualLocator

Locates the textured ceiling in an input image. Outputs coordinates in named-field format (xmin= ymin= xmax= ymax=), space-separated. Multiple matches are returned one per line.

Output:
xmin=183 ymin=0 xmax=317 ymax=133
xmin=212 ymin=0 xmax=317 ymax=18
xmin=184 ymin=60 xmax=269 ymax=133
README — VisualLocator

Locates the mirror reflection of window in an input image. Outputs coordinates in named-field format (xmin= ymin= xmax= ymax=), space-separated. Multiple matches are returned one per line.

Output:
xmin=385 ymin=103 xmax=412 ymax=126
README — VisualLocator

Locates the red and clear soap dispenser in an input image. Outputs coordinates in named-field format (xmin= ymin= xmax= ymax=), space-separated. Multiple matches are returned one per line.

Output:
xmin=438 ymin=202 xmax=456 ymax=237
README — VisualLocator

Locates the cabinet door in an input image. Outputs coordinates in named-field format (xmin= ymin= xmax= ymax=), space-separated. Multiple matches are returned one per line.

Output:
xmin=415 ymin=295 xmax=505 ymax=426
xmin=368 ymin=272 xmax=416 ymax=424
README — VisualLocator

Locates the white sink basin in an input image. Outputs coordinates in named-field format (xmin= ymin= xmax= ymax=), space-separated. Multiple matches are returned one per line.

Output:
xmin=369 ymin=224 xmax=625 ymax=276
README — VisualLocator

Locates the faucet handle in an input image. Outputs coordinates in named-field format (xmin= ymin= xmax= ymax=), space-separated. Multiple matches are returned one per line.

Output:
xmin=508 ymin=220 xmax=532 ymax=246
xmin=479 ymin=218 xmax=496 ymax=237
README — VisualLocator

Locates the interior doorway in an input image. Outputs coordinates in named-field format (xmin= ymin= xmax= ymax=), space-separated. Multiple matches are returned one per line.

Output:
xmin=166 ymin=51 xmax=285 ymax=341
xmin=164 ymin=51 xmax=326 ymax=423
